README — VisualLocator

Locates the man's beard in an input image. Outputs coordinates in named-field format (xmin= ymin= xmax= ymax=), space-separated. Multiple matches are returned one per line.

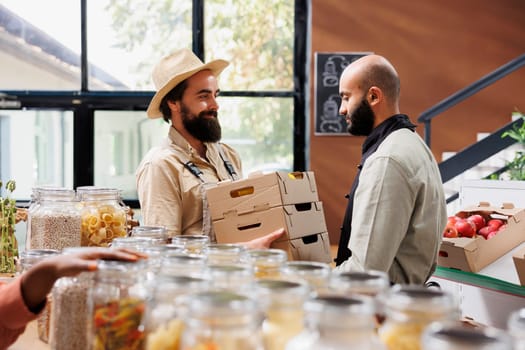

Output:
xmin=181 ymin=104 xmax=222 ymax=143
xmin=346 ymin=97 xmax=375 ymax=136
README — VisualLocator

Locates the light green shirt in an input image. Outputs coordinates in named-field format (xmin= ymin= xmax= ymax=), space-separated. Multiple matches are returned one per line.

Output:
xmin=336 ymin=129 xmax=447 ymax=284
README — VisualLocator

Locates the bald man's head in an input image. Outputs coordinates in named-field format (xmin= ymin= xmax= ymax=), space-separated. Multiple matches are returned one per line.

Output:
xmin=342 ymin=55 xmax=400 ymax=106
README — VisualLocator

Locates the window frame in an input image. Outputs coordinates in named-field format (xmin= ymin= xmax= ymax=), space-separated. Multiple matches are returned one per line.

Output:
xmin=2 ymin=0 xmax=309 ymax=208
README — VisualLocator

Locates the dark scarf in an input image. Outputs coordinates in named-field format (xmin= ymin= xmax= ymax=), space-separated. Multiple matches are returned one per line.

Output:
xmin=335 ymin=114 xmax=416 ymax=266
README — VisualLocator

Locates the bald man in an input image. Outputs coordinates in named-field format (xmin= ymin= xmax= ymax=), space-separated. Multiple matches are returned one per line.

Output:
xmin=334 ymin=55 xmax=446 ymax=285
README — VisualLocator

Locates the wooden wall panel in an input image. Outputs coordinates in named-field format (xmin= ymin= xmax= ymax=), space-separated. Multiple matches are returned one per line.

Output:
xmin=309 ymin=0 xmax=525 ymax=245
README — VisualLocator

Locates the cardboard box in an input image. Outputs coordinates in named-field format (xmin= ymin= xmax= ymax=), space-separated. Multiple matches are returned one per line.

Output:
xmin=438 ymin=202 xmax=525 ymax=273
xmin=513 ymin=246 xmax=525 ymax=286
xmin=206 ymin=171 xmax=319 ymax=220
xmin=271 ymin=232 xmax=332 ymax=263
xmin=213 ymin=201 xmax=327 ymax=243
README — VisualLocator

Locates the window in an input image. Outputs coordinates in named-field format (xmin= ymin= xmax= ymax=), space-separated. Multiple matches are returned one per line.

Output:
xmin=0 ymin=0 xmax=307 ymax=205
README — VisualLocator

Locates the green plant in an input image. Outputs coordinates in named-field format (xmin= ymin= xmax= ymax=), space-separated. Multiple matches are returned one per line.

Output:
xmin=500 ymin=111 xmax=525 ymax=180
xmin=0 ymin=180 xmax=19 ymax=274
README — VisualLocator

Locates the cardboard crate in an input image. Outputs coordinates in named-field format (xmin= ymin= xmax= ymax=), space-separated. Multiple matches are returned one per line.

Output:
xmin=271 ymin=232 xmax=332 ymax=263
xmin=206 ymin=171 xmax=319 ymax=220
xmin=438 ymin=202 xmax=525 ymax=273
xmin=513 ymin=246 xmax=525 ymax=286
xmin=212 ymin=201 xmax=327 ymax=244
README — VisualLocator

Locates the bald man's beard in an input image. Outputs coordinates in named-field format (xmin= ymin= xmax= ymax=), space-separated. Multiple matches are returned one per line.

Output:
xmin=346 ymin=97 xmax=375 ymax=136
xmin=181 ymin=104 xmax=222 ymax=143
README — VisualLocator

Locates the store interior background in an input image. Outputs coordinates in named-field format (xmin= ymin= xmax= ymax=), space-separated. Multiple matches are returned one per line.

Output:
xmin=310 ymin=0 xmax=525 ymax=244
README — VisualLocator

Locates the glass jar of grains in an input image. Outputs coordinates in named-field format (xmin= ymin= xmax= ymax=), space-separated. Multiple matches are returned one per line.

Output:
xmin=50 ymin=247 xmax=95 ymax=350
xmin=29 ymin=187 xmax=81 ymax=250
xmin=19 ymin=249 xmax=60 ymax=343
xmin=281 ymin=261 xmax=332 ymax=293
xmin=78 ymin=187 xmax=127 ymax=247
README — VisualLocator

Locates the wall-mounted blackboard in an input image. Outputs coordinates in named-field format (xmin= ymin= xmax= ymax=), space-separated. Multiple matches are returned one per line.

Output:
xmin=314 ymin=52 xmax=372 ymax=135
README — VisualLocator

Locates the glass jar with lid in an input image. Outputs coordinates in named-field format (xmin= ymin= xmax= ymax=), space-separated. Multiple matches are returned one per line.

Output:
xmin=206 ymin=264 xmax=254 ymax=292
xmin=171 ymin=234 xmax=210 ymax=254
xmin=508 ymin=308 xmax=525 ymax=350
xmin=254 ymin=279 xmax=312 ymax=350
xmin=204 ymin=243 xmax=246 ymax=265
xmin=286 ymin=294 xmax=386 ymax=350
xmin=159 ymin=251 xmax=208 ymax=278
xmin=130 ymin=225 xmax=170 ymax=245
xmin=144 ymin=274 xmax=209 ymax=350
xmin=49 ymin=247 xmax=95 ymax=350
xmin=28 ymin=187 xmax=81 ymax=250
xmin=422 ymin=320 xmax=513 ymax=350
xmin=19 ymin=249 xmax=60 ymax=343
xmin=78 ymin=187 xmax=127 ymax=247
xmin=281 ymin=261 xmax=332 ymax=293
xmin=378 ymin=285 xmax=460 ymax=350
xmin=88 ymin=259 xmax=148 ymax=350
xmin=241 ymin=248 xmax=288 ymax=279
xmin=180 ymin=290 xmax=264 ymax=350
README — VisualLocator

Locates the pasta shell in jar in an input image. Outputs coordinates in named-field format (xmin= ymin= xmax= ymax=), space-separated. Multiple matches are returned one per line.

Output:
xmin=78 ymin=187 xmax=127 ymax=247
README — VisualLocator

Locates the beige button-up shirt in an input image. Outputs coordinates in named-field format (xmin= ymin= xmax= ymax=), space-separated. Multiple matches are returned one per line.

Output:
xmin=136 ymin=127 xmax=242 ymax=237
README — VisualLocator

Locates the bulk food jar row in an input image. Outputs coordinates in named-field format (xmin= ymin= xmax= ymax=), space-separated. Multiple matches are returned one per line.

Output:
xmin=19 ymin=244 xmax=525 ymax=349
xmin=18 ymin=187 xmax=524 ymax=350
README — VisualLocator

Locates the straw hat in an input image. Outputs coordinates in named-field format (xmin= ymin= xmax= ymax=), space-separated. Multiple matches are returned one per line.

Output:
xmin=146 ymin=48 xmax=229 ymax=119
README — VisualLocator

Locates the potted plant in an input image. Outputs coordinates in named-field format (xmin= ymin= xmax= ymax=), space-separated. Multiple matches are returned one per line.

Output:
xmin=0 ymin=180 xmax=19 ymax=276
xmin=499 ymin=110 xmax=525 ymax=180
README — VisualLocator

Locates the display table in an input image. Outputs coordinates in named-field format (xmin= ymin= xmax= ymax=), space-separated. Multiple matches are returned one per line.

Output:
xmin=9 ymin=321 xmax=49 ymax=350
xmin=429 ymin=242 xmax=525 ymax=329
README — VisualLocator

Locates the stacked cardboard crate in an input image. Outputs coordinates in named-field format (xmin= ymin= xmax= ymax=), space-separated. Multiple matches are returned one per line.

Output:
xmin=205 ymin=171 xmax=332 ymax=263
xmin=438 ymin=202 xmax=525 ymax=272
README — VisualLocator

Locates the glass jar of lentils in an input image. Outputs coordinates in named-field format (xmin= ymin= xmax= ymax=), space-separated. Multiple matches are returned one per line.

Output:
xmin=29 ymin=187 xmax=81 ymax=250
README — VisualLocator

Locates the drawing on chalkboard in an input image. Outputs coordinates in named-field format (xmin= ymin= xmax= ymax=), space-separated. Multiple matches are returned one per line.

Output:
xmin=315 ymin=52 xmax=372 ymax=135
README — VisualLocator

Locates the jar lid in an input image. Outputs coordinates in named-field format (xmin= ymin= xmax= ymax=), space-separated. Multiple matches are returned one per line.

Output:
xmin=329 ymin=269 xmax=390 ymax=295
xmin=422 ymin=320 xmax=513 ymax=348
xmin=241 ymin=248 xmax=288 ymax=263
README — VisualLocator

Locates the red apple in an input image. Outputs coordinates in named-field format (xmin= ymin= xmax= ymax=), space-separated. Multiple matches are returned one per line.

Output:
xmin=447 ymin=216 xmax=460 ymax=226
xmin=487 ymin=219 xmax=504 ymax=230
xmin=486 ymin=231 xmax=498 ymax=239
xmin=478 ymin=225 xmax=495 ymax=239
xmin=455 ymin=219 xmax=476 ymax=238
xmin=467 ymin=214 xmax=485 ymax=231
xmin=443 ymin=225 xmax=459 ymax=238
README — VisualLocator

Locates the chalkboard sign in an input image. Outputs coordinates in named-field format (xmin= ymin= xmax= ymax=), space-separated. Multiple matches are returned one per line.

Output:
xmin=314 ymin=52 xmax=372 ymax=135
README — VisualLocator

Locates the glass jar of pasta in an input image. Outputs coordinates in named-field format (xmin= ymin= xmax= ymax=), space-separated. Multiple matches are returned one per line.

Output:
xmin=88 ymin=259 xmax=148 ymax=350
xmin=422 ymin=320 xmax=513 ymax=350
xmin=241 ymin=248 xmax=288 ymax=279
xmin=19 ymin=249 xmax=60 ymax=343
xmin=286 ymin=294 xmax=386 ymax=350
xmin=29 ymin=187 xmax=81 ymax=250
xmin=144 ymin=275 xmax=209 ymax=350
xmin=180 ymin=290 xmax=264 ymax=350
xmin=78 ymin=187 xmax=127 ymax=247
xmin=378 ymin=285 xmax=460 ymax=350
xmin=159 ymin=251 xmax=208 ymax=278
xmin=171 ymin=234 xmax=210 ymax=254
xmin=254 ymin=279 xmax=311 ymax=350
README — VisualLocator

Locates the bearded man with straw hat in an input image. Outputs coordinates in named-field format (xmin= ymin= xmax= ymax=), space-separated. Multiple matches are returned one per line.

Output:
xmin=136 ymin=48 xmax=284 ymax=248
